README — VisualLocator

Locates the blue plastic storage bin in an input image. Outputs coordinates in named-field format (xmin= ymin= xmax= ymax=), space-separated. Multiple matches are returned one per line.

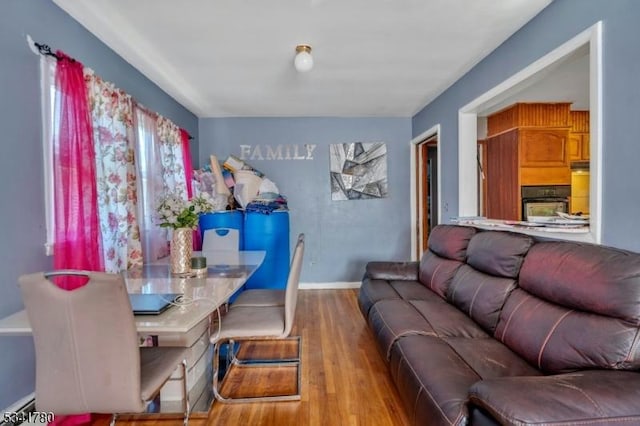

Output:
xmin=243 ymin=210 xmax=290 ymax=290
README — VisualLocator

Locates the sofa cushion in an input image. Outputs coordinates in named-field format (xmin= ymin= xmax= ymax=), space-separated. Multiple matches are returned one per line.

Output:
xmin=390 ymin=280 xmax=439 ymax=301
xmin=447 ymin=265 xmax=518 ymax=335
xmin=494 ymin=241 xmax=640 ymax=373
xmin=519 ymin=242 xmax=640 ymax=324
xmin=368 ymin=297 xmax=487 ymax=359
xmin=409 ymin=299 xmax=488 ymax=339
xmin=358 ymin=277 xmax=401 ymax=318
xmin=466 ymin=230 xmax=533 ymax=278
xmin=496 ymin=289 xmax=640 ymax=373
xmin=389 ymin=335 xmax=539 ymax=426
xmin=419 ymin=251 xmax=466 ymax=299
xmin=389 ymin=335 xmax=477 ymax=426
xmin=469 ymin=371 xmax=640 ymax=425
xmin=442 ymin=337 xmax=541 ymax=379
xmin=428 ymin=225 xmax=477 ymax=262
xmin=358 ymin=276 xmax=436 ymax=319
xmin=368 ymin=299 xmax=438 ymax=359
xmin=444 ymin=231 xmax=531 ymax=335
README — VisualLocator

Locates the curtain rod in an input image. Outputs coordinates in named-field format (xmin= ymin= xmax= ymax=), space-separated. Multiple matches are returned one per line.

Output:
xmin=28 ymin=36 xmax=193 ymax=140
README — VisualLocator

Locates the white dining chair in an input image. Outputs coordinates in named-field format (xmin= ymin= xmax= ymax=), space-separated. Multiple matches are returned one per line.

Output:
xmin=210 ymin=234 xmax=305 ymax=403
xmin=201 ymin=228 xmax=240 ymax=252
xmin=19 ymin=270 xmax=190 ymax=425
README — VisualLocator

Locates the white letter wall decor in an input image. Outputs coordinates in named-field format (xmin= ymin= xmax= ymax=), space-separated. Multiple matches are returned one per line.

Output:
xmin=238 ymin=144 xmax=316 ymax=161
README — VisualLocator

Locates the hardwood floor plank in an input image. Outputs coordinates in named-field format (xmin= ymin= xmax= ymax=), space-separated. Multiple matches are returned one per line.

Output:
xmin=91 ymin=289 xmax=409 ymax=425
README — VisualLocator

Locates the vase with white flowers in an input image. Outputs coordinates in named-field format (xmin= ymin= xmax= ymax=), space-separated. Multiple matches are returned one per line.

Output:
xmin=156 ymin=192 xmax=214 ymax=275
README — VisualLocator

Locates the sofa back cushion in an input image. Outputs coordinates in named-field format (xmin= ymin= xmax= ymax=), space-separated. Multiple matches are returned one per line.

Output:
xmin=447 ymin=231 xmax=533 ymax=334
xmin=419 ymin=225 xmax=477 ymax=299
xmin=427 ymin=225 xmax=477 ymax=261
xmin=495 ymin=242 xmax=640 ymax=373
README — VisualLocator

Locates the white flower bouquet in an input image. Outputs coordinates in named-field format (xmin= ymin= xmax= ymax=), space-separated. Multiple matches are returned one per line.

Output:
xmin=156 ymin=192 xmax=215 ymax=230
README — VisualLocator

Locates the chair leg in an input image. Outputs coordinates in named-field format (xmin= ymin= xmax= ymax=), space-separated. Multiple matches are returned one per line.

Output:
xmin=181 ymin=359 xmax=190 ymax=426
xmin=212 ymin=337 xmax=302 ymax=403
xmin=110 ymin=413 xmax=117 ymax=426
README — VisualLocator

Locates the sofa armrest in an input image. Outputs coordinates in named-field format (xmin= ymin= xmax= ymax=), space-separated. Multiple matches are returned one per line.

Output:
xmin=468 ymin=370 xmax=640 ymax=425
xmin=364 ymin=261 xmax=419 ymax=281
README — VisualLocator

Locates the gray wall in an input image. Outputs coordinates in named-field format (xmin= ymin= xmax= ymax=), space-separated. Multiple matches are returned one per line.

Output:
xmin=0 ymin=0 xmax=198 ymax=410
xmin=198 ymin=118 xmax=412 ymax=283
xmin=413 ymin=0 xmax=640 ymax=252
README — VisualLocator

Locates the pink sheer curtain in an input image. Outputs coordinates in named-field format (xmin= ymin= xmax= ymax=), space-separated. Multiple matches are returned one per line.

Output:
xmin=180 ymin=129 xmax=200 ymax=248
xmin=53 ymin=52 xmax=103 ymax=278
xmin=51 ymin=51 xmax=102 ymax=425
xmin=180 ymin=128 xmax=193 ymax=198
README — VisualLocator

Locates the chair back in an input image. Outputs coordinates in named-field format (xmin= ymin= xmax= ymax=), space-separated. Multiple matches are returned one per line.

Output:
xmin=19 ymin=271 xmax=144 ymax=414
xmin=283 ymin=234 xmax=305 ymax=336
xmin=202 ymin=228 xmax=240 ymax=251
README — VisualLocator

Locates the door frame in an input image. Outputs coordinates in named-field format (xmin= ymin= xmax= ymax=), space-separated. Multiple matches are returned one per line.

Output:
xmin=410 ymin=124 xmax=441 ymax=261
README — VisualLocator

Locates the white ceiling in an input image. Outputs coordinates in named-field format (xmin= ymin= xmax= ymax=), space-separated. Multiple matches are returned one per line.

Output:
xmin=53 ymin=0 xmax=552 ymax=118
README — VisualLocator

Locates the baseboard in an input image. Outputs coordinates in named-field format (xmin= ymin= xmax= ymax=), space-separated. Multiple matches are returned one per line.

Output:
xmin=299 ymin=281 xmax=361 ymax=289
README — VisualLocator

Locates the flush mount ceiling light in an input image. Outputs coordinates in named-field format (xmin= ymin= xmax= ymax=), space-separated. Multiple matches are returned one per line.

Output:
xmin=294 ymin=44 xmax=313 ymax=72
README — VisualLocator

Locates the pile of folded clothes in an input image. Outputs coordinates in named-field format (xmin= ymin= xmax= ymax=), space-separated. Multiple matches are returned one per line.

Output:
xmin=245 ymin=193 xmax=288 ymax=214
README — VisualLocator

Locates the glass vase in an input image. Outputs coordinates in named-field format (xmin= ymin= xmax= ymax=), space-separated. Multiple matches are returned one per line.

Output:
xmin=170 ymin=228 xmax=193 ymax=275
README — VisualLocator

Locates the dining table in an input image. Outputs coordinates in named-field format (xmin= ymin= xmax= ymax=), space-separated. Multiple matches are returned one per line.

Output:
xmin=0 ymin=249 xmax=266 ymax=415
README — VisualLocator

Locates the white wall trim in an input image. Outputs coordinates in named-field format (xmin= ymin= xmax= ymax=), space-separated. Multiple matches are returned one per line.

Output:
xmin=409 ymin=124 xmax=441 ymax=261
xmin=458 ymin=21 xmax=602 ymax=244
xmin=299 ymin=281 xmax=361 ymax=289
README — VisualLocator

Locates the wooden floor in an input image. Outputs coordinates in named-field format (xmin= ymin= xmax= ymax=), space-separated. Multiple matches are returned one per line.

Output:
xmin=93 ymin=289 xmax=410 ymax=426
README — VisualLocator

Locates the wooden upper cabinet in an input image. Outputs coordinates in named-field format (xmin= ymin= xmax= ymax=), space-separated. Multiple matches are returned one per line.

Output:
xmin=519 ymin=128 xmax=569 ymax=167
xmin=569 ymin=133 xmax=590 ymax=161
xmin=487 ymin=103 xmax=572 ymax=137
xmin=569 ymin=110 xmax=590 ymax=161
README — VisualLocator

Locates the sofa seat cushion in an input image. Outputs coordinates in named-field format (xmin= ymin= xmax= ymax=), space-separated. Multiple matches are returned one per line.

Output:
xmin=389 ymin=335 xmax=538 ymax=426
xmin=468 ymin=370 xmax=640 ymax=425
xmin=358 ymin=277 xmax=404 ymax=317
xmin=369 ymin=298 xmax=487 ymax=359
xmin=441 ymin=337 xmax=541 ymax=379
xmin=358 ymin=277 xmax=438 ymax=318
xmin=391 ymin=280 xmax=443 ymax=302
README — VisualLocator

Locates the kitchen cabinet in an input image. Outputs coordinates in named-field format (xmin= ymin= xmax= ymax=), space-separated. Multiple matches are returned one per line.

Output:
xmin=569 ymin=110 xmax=590 ymax=161
xmin=483 ymin=127 xmax=570 ymax=220
xmin=484 ymin=130 xmax=519 ymax=220
xmin=569 ymin=133 xmax=590 ymax=161
xmin=519 ymin=127 xmax=571 ymax=185
xmin=482 ymin=103 xmax=573 ymax=220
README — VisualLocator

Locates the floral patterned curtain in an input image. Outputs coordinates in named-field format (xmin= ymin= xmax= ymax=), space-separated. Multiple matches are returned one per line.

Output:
xmin=85 ymin=70 xmax=143 ymax=272
xmin=157 ymin=115 xmax=188 ymax=199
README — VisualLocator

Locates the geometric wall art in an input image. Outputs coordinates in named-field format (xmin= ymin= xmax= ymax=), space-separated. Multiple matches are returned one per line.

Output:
xmin=329 ymin=142 xmax=388 ymax=201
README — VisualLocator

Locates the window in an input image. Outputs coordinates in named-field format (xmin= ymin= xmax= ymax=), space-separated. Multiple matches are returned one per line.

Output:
xmin=40 ymin=55 xmax=57 ymax=256
xmin=40 ymin=56 xmax=189 ymax=269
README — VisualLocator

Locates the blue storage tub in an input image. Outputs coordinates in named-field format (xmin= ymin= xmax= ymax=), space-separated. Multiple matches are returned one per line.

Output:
xmin=243 ymin=210 xmax=290 ymax=290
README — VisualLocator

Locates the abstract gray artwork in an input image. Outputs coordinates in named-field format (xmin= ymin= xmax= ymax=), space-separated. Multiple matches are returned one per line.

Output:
xmin=330 ymin=142 xmax=388 ymax=201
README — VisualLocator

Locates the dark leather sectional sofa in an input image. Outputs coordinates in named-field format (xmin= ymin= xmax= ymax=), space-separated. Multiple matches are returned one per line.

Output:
xmin=358 ymin=224 xmax=640 ymax=425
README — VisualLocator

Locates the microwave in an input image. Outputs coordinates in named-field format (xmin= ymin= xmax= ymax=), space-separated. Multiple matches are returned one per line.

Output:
xmin=521 ymin=185 xmax=570 ymax=221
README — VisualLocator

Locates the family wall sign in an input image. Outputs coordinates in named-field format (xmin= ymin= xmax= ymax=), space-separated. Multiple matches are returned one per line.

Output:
xmin=238 ymin=144 xmax=317 ymax=161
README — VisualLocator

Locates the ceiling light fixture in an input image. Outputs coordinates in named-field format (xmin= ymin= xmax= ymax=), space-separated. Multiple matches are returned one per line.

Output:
xmin=294 ymin=44 xmax=313 ymax=72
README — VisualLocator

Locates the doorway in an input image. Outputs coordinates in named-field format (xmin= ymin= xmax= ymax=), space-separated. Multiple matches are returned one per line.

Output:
xmin=458 ymin=22 xmax=602 ymax=243
xmin=411 ymin=126 xmax=440 ymax=260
